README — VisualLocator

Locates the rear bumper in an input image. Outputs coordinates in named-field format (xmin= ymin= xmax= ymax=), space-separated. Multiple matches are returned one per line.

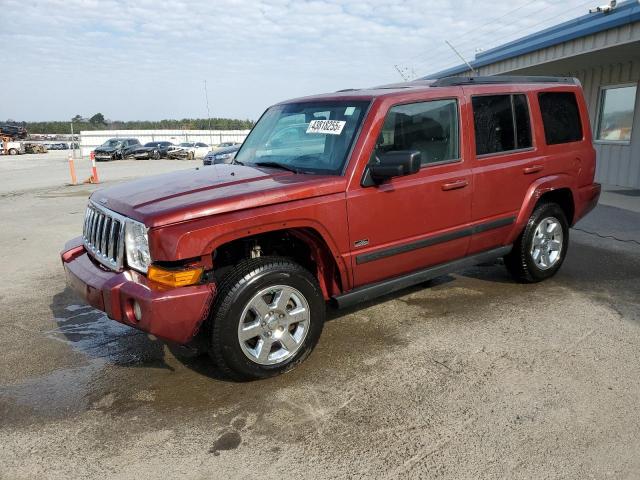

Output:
xmin=575 ymin=182 xmax=601 ymax=223
xmin=61 ymin=237 xmax=215 ymax=344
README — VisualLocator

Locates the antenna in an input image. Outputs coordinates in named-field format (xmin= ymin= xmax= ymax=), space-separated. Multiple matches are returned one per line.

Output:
xmin=445 ymin=40 xmax=476 ymax=75
xmin=203 ymin=80 xmax=213 ymax=146
xmin=394 ymin=64 xmax=410 ymax=81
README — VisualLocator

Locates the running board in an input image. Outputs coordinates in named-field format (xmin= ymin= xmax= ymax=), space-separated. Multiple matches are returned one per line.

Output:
xmin=332 ymin=246 xmax=512 ymax=309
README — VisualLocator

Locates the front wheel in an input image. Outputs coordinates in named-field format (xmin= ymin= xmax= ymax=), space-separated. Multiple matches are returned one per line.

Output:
xmin=504 ymin=202 xmax=569 ymax=283
xmin=8 ymin=148 xmax=18 ymax=155
xmin=209 ymin=257 xmax=325 ymax=380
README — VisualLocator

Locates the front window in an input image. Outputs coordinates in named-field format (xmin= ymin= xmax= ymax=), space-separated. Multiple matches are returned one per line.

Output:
xmin=376 ymin=99 xmax=460 ymax=166
xmin=235 ymin=101 xmax=370 ymax=175
xmin=596 ymin=84 xmax=637 ymax=143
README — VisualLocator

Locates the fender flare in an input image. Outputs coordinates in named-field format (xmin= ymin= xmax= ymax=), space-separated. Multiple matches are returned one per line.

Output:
xmin=506 ymin=174 xmax=577 ymax=244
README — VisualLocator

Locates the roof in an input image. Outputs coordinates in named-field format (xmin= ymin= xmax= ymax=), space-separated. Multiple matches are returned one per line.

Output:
xmin=280 ymin=76 xmax=579 ymax=104
xmin=423 ymin=0 xmax=640 ymax=79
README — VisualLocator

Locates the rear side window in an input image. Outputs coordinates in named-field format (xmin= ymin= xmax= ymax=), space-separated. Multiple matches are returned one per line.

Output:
xmin=538 ymin=92 xmax=583 ymax=144
xmin=472 ymin=94 xmax=532 ymax=155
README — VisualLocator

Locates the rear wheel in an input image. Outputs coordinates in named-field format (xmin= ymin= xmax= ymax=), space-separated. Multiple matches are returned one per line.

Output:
xmin=505 ymin=202 xmax=569 ymax=283
xmin=209 ymin=257 xmax=325 ymax=380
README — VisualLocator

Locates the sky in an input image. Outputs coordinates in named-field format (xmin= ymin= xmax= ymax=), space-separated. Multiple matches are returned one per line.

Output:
xmin=2 ymin=0 xmax=598 ymax=121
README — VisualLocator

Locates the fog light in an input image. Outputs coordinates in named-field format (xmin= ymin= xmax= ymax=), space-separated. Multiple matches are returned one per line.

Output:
xmin=148 ymin=265 xmax=203 ymax=287
xmin=133 ymin=301 xmax=142 ymax=322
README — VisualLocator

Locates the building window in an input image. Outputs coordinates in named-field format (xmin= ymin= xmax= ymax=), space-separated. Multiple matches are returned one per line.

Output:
xmin=538 ymin=92 xmax=583 ymax=145
xmin=472 ymin=94 xmax=532 ymax=155
xmin=377 ymin=99 xmax=459 ymax=166
xmin=596 ymin=84 xmax=637 ymax=143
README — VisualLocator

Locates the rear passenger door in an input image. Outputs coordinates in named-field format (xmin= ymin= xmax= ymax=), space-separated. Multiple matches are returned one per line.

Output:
xmin=465 ymin=88 xmax=543 ymax=255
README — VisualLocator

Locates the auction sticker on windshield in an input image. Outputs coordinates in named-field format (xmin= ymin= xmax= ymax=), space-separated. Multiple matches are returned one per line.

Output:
xmin=306 ymin=120 xmax=346 ymax=135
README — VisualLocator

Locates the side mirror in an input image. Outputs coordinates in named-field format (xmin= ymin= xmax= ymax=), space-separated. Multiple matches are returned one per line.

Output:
xmin=364 ymin=150 xmax=421 ymax=186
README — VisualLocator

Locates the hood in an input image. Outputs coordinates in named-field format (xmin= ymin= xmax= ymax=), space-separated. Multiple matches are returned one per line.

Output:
xmin=209 ymin=145 xmax=240 ymax=156
xmin=95 ymin=146 xmax=119 ymax=153
xmin=130 ymin=146 xmax=154 ymax=153
xmin=90 ymin=164 xmax=345 ymax=227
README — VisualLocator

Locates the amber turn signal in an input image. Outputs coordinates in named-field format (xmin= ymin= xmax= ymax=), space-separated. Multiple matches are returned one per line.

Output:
xmin=147 ymin=265 xmax=203 ymax=287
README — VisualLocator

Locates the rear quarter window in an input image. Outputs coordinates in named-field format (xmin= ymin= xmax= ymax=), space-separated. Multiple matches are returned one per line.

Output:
xmin=538 ymin=92 xmax=583 ymax=145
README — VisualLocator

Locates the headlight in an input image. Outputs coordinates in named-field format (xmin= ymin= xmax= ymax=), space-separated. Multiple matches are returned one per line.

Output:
xmin=215 ymin=152 xmax=234 ymax=161
xmin=125 ymin=219 xmax=151 ymax=273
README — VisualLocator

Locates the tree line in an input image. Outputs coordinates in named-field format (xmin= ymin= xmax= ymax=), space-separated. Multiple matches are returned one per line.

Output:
xmin=4 ymin=114 xmax=255 ymax=135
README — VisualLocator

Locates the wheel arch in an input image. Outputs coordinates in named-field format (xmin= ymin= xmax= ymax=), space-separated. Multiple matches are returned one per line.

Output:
xmin=207 ymin=225 xmax=349 ymax=300
xmin=507 ymin=175 xmax=577 ymax=244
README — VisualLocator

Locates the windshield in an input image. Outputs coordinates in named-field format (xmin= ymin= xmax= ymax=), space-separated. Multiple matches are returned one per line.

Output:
xmin=179 ymin=142 xmax=194 ymax=147
xmin=235 ymin=101 xmax=370 ymax=175
xmin=102 ymin=139 xmax=122 ymax=147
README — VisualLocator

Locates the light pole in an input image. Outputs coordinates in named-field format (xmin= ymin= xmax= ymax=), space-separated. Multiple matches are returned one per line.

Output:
xmin=204 ymin=80 xmax=213 ymax=146
xmin=70 ymin=118 xmax=76 ymax=159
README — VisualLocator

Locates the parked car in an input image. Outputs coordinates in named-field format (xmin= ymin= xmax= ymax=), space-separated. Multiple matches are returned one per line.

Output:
xmin=0 ymin=124 xmax=28 ymax=139
xmin=1 ymin=140 xmax=25 ymax=155
xmin=167 ymin=142 xmax=211 ymax=159
xmin=44 ymin=142 xmax=68 ymax=150
xmin=126 ymin=141 xmax=175 ymax=160
xmin=24 ymin=143 xmax=48 ymax=154
xmin=62 ymin=76 xmax=601 ymax=380
xmin=93 ymin=138 xmax=141 ymax=161
xmin=216 ymin=141 xmax=242 ymax=149
xmin=203 ymin=144 xmax=241 ymax=165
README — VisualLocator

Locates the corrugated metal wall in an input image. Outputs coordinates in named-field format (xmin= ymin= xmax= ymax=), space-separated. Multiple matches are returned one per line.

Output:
xmin=573 ymin=61 xmax=640 ymax=187
xmin=451 ymin=22 xmax=640 ymax=188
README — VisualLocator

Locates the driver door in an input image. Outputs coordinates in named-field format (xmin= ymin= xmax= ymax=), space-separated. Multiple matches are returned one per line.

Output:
xmin=346 ymin=97 xmax=472 ymax=287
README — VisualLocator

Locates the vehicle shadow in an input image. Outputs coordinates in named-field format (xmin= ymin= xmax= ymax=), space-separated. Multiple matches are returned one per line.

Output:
xmin=47 ymin=257 xmax=534 ymax=383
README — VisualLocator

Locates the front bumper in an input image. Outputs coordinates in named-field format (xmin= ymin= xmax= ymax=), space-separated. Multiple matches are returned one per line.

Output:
xmin=61 ymin=237 xmax=215 ymax=344
xmin=94 ymin=152 xmax=114 ymax=161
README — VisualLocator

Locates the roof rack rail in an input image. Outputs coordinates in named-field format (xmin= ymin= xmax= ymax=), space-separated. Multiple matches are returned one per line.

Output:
xmin=431 ymin=76 xmax=579 ymax=87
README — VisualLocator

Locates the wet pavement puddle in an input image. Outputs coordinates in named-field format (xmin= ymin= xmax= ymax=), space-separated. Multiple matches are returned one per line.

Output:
xmin=0 ymin=304 xmax=167 ymax=423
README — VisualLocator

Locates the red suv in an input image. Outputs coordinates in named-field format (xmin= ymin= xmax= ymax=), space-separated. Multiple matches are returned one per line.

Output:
xmin=61 ymin=76 xmax=600 ymax=380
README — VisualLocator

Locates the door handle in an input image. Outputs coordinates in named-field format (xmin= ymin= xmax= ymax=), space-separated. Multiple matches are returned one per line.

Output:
xmin=523 ymin=164 xmax=544 ymax=174
xmin=441 ymin=179 xmax=469 ymax=191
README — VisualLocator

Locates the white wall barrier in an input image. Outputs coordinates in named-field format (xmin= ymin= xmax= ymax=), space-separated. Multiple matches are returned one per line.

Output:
xmin=79 ymin=129 xmax=250 ymax=156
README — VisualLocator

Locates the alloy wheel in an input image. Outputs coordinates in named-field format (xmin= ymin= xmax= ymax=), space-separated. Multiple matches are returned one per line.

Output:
xmin=530 ymin=216 xmax=563 ymax=270
xmin=238 ymin=285 xmax=310 ymax=365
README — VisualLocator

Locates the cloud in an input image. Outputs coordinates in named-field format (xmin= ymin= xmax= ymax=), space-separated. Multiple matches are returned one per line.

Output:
xmin=2 ymin=0 xmax=593 ymax=121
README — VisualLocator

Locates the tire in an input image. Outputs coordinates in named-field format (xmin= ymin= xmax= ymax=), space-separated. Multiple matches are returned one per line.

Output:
xmin=8 ymin=148 xmax=18 ymax=155
xmin=152 ymin=150 xmax=161 ymax=160
xmin=504 ymin=202 xmax=569 ymax=283
xmin=209 ymin=257 xmax=325 ymax=380
xmin=188 ymin=151 xmax=195 ymax=160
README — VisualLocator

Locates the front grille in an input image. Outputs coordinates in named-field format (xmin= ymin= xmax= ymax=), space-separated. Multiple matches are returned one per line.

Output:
xmin=83 ymin=201 xmax=126 ymax=271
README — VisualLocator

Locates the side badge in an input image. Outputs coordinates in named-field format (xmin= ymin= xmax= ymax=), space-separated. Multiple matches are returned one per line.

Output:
xmin=354 ymin=239 xmax=369 ymax=248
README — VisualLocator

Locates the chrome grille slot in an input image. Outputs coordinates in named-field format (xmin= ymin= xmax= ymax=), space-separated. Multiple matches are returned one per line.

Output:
xmin=82 ymin=201 xmax=127 ymax=271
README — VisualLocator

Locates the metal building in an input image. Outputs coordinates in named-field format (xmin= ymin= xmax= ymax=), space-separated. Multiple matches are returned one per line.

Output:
xmin=425 ymin=0 xmax=640 ymax=188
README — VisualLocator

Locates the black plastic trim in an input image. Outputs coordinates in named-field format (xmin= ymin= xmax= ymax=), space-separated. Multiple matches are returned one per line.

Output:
xmin=355 ymin=216 xmax=515 ymax=265
xmin=431 ymin=76 xmax=579 ymax=87
xmin=333 ymin=246 xmax=512 ymax=309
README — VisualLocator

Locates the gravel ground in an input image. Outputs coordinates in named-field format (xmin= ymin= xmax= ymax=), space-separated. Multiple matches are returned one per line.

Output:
xmin=1 ymin=151 xmax=639 ymax=479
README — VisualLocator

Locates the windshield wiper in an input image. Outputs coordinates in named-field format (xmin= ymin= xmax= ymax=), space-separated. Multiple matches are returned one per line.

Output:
xmin=253 ymin=161 xmax=300 ymax=173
